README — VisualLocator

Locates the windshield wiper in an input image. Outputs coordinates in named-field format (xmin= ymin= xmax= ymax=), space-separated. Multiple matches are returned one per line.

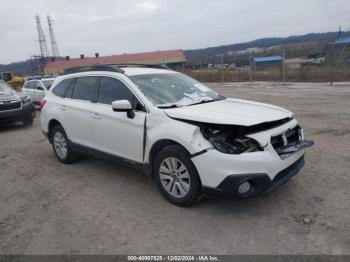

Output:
xmin=188 ymin=96 xmax=226 ymax=106
xmin=157 ymin=96 xmax=226 ymax=109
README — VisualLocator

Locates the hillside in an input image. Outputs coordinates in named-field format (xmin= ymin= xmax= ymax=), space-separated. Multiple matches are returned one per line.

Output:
xmin=1 ymin=30 xmax=349 ymax=76
xmin=0 ymin=59 xmax=35 ymax=76
xmin=184 ymin=31 xmax=350 ymax=61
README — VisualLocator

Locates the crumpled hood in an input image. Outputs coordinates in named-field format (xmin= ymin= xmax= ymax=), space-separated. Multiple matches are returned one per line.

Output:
xmin=164 ymin=98 xmax=293 ymax=126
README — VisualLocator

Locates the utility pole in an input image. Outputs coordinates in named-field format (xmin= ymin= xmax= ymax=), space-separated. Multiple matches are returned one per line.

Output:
xmin=30 ymin=55 xmax=39 ymax=75
xmin=47 ymin=15 xmax=60 ymax=58
xmin=215 ymin=54 xmax=225 ymax=83
xmin=249 ymin=54 xmax=252 ymax=82
xmin=330 ymin=41 xmax=335 ymax=86
xmin=221 ymin=56 xmax=224 ymax=83
xmin=282 ymin=46 xmax=286 ymax=82
xmin=35 ymin=15 xmax=50 ymax=58
xmin=338 ymin=26 xmax=342 ymax=39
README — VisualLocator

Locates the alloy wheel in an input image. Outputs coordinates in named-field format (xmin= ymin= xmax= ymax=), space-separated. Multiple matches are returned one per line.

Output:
xmin=159 ymin=157 xmax=191 ymax=198
xmin=53 ymin=131 xmax=67 ymax=159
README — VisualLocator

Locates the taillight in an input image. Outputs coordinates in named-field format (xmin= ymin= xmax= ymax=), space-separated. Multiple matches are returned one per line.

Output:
xmin=39 ymin=99 xmax=46 ymax=109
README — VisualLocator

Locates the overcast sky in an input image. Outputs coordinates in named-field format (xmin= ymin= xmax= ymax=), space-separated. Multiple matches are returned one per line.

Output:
xmin=0 ymin=0 xmax=349 ymax=64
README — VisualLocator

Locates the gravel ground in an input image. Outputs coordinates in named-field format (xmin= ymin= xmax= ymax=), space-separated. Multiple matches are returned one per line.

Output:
xmin=0 ymin=82 xmax=349 ymax=255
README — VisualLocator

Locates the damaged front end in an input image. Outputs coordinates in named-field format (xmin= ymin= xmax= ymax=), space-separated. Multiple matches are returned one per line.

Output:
xmin=177 ymin=116 xmax=313 ymax=157
xmin=174 ymin=116 xmax=315 ymax=198
xmin=200 ymin=124 xmax=263 ymax=154
xmin=270 ymin=125 xmax=314 ymax=159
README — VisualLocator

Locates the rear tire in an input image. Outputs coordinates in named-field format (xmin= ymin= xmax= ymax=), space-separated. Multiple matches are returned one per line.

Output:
xmin=51 ymin=125 xmax=80 ymax=164
xmin=154 ymin=145 xmax=202 ymax=206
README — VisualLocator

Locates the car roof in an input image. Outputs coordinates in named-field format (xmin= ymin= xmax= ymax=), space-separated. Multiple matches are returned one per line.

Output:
xmin=49 ymin=67 xmax=179 ymax=97
xmin=121 ymin=67 xmax=177 ymax=76
xmin=58 ymin=67 xmax=178 ymax=80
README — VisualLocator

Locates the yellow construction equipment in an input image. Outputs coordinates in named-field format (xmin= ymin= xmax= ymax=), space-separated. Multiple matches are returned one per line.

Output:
xmin=0 ymin=72 xmax=25 ymax=91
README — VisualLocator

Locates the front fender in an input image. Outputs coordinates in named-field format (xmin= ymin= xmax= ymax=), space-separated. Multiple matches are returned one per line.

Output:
xmin=145 ymin=112 xmax=212 ymax=163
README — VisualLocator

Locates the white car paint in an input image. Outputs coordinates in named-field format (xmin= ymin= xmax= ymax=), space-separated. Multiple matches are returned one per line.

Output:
xmin=164 ymin=98 xmax=293 ymax=126
xmin=23 ymin=78 xmax=55 ymax=104
xmin=40 ymin=67 xmax=310 ymax=194
xmin=90 ymin=103 xmax=146 ymax=162
xmin=59 ymin=98 xmax=95 ymax=148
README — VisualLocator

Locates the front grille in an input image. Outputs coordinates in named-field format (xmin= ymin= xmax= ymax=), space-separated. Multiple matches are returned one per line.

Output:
xmin=285 ymin=126 xmax=300 ymax=143
xmin=0 ymin=101 xmax=21 ymax=111
xmin=271 ymin=125 xmax=302 ymax=157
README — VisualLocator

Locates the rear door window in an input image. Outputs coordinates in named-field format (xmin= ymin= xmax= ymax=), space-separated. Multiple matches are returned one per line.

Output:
xmin=72 ymin=77 xmax=98 ymax=101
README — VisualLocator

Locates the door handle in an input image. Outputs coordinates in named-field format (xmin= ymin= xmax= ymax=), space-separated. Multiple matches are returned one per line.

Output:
xmin=60 ymin=105 xmax=67 ymax=111
xmin=90 ymin=112 xmax=101 ymax=120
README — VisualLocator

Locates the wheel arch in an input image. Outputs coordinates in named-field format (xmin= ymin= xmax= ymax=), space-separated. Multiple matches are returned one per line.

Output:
xmin=148 ymin=139 xmax=193 ymax=179
xmin=48 ymin=119 xmax=63 ymax=143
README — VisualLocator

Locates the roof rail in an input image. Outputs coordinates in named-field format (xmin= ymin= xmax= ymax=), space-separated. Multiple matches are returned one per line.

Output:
xmin=109 ymin=63 xmax=170 ymax=70
xmin=63 ymin=64 xmax=125 ymax=75
xmin=62 ymin=63 xmax=170 ymax=75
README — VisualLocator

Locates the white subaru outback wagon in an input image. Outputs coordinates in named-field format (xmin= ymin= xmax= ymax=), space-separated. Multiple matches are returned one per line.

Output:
xmin=40 ymin=64 xmax=313 ymax=206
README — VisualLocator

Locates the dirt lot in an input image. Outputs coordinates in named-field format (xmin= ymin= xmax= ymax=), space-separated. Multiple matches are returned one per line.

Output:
xmin=0 ymin=82 xmax=349 ymax=255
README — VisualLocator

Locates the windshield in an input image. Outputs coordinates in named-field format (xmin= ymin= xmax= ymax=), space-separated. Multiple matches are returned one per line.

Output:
xmin=42 ymin=79 xmax=54 ymax=89
xmin=0 ymin=80 xmax=14 ymax=93
xmin=130 ymin=73 xmax=222 ymax=107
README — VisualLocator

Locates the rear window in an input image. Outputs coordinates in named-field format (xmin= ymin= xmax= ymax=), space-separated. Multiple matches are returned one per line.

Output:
xmin=72 ymin=77 xmax=97 ymax=101
xmin=52 ymin=78 xmax=73 ymax=97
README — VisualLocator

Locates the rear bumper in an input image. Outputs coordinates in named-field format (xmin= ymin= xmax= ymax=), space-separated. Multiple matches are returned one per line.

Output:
xmin=0 ymin=103 xmax=35 ymax=123
xmin=202 ymin=156 xmax=305 ymax=198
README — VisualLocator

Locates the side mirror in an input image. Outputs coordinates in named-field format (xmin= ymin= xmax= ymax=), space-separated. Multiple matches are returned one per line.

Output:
xmin=37 ymin=86 xmax=44 ymax=91
xmin=112 ymin=100 xmax=135 ymax=119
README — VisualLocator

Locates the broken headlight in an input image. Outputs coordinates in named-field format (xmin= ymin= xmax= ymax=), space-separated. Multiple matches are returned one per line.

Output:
xmin=201 ymin=127 xmax=262 ymax=154
xmin=209 ymin=136 xmax=261 ymax=154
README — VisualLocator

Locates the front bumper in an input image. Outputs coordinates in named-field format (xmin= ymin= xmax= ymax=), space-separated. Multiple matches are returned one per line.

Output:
xmin=191 ymin=117 xmax=313 ymax=198
xmin=0 ymin=103 xmax=35 ymax=124
xmin=202 ymin=156 xmax=305 ymax=198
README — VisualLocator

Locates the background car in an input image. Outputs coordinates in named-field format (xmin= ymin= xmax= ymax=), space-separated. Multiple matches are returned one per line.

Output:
xmin=22 ymin=77 xmax=55 ymax=106
xmin=0 ymin=80 xmax=35 ymax=126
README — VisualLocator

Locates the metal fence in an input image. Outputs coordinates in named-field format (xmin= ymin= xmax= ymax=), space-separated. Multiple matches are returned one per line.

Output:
xmin=181 ymin=42 xmax=350 ymax=83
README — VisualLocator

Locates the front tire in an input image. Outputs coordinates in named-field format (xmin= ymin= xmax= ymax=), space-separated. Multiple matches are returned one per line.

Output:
xmin=154 ymin=145 xmax=202 ymax=206
xmin=51 ymin=125 xmax=80 ymax=164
